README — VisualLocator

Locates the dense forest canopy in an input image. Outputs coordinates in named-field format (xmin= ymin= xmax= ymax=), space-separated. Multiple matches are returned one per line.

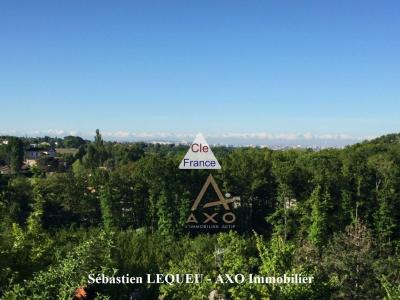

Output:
xmin=0 ymin=131 xmax=400 ymax=299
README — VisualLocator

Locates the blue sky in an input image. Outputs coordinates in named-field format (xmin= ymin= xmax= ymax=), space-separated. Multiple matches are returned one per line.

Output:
xmin=1 ymin=1 xmax=399 ymax=144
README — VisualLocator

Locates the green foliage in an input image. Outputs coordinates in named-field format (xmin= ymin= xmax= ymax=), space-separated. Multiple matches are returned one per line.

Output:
xmin=308 ymin=185 xmax=329 ymax=250
xmin=2 ymin=230 xmax=113 ymax=299
xmin=266 ymin=182 xmax=298 ymax=240
xmin=375 ymin=252 xmax=400 ymax=300
xmin=215 ymin=232 xmax=260 ymax=299
xmin=99 ymin=184 xmax=115 ymax=230
xmin=6 ymin=137 xmax=24 ymax=173
xmin=381 ymin=276 xmax=400 ymax=299
xmin=322 ymin=220 xmax=382 ymax=299
xmin=256 ymin=233 xmax=295 ymax=277
xmin=83 ymin=129 xmax=108 ymax=169
xmin=0 ymin=132 xmax=400 ymax=298
xmin=159 ymin=234 xmax=216 ymax=299
xmin=156 ymin=190 xmax=175 ymax=236
xmin=63 ymin=135 xmax=85 ymax=148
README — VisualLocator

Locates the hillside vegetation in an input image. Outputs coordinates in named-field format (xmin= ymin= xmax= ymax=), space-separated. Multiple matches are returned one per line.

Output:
xmin=1 ymin=131 xmax=400 ymax=299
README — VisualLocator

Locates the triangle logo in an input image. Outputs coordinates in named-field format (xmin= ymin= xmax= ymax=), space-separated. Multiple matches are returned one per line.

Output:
xmin=190 ymin=174 xmax=233 ymax=211
xmin=179 ymin=133 xmax=221 ymax=169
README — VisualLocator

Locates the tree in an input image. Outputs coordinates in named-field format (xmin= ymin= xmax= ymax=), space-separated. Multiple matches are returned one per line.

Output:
xmin=2 ymin=230 xmax=114 ymax=300
xmin=156 ymin=190 xmax=175 ymax=236
xmin=323 ymin=219 xmax=382 ymax=299
xmin=177 ymin=190 xmax=192 ymax=234
xmin=221 ymin=148 xmax=276 ymax=232
xmin=6 ymin=137 xmax=24 ymax=173
xmin=83 ymin=129 xmax=108 ymax=169
xmin=0 ymin=144 xmax=8 ymax=165
xmin=159 ymin=235 xmax=216 ymax=299
xmin=215 ymin=232 xmax=260 ymax=299
xmin=255 ymin=233 xmax=322 ymax=299
xmin=308 ymin=185 xmax=329 ymax=250
xmin=4 ymin=183 xmax=54 ymax=286
xmin=63 ymin=135 xmax=85 ymax=148
xmin=368 ymin=153 xmax=399 ymax=251
xmin=267 ymin=182 xmax=298 ymax=241
xmin=99 ymin=184 xmax=114 ymax=231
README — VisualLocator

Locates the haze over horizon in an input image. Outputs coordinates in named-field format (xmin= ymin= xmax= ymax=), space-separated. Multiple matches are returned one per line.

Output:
xmin=0 ymin=128 xmax=382 ymax=148
xmin=1 ymin=1 xmax=399 ymax=144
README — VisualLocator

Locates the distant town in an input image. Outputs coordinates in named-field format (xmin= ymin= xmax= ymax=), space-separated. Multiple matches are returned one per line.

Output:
xmin=0 ymin=133 xmax=355 ymax=176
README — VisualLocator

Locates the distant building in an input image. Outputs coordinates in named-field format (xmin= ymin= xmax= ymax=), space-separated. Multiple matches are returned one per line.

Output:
xmin=25 ymin=144 xmax=56 ymax=166
xmin=208 ymin=290 xmax=226 ymax=300
xmin=25 ymin=159 xmax=37 ymax=167
xmin=39 ymin=142 xmax=51 ymax=148
xmin=26 ymin=146 xmax=41 ymax=160
xmin=285 ymin=197 xmax=297 ymax=209
xmin=42 ymin=148 xmax=56 ymax=158
xmin=0 ymin=165 xmax=11 ymax=174
xmin=232 ymin=196 xmax=241 ymax=208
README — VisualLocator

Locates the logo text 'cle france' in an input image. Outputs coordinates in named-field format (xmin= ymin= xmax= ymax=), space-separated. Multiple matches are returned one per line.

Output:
xmin=179 ymin=133 xmax=221 ymax=169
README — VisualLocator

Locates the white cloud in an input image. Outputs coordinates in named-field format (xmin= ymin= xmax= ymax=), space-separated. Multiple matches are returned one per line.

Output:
xmin=303 ymin=132 xmax=314 ymax=140
xmin=45 ymin=129 xmax=66 ymax=136
xmin=0 ymin=129 xmax=376 ymax=145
